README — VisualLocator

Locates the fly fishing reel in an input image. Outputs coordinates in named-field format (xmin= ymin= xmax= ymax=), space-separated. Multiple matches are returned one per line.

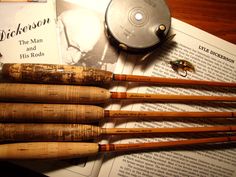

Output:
xmin=105 ymin=0 xmax=171 ymax=53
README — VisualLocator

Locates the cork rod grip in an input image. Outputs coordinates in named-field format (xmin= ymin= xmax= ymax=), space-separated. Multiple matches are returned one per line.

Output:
xmin=2 ymin=63 xmax=113 ymax=85
xmin=0 ymin=124 xmax=103 ymax=142
xmin=0 ymin=83 xmax=111 ymax=104
xmin=0 ymin=142 xmax=99 ymax=160
xmin=1 ymin=124 xmax=236 ymax=142
xmin=0 ymin=103 xmax=104 ymax=123
xmin=1 ymin=136 xmax=236 ymax=160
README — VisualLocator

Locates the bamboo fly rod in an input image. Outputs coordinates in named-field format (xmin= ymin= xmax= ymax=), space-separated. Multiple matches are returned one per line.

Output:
xmin=2 ymin=63 xmax=236 ymax=88
xmin=0 ymin=135 xmax=235 ymax=160
xmin=1 ymin=124 xmax=236 ymax=142
xmin=0 ymin=103 xmax=236 ymax=123
xmin=0 ymin=83 xmax=235 ymax=104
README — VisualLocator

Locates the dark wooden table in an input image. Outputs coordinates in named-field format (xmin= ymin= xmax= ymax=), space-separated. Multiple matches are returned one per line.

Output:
xmin=166 ymin=0 xmax=236 ymax=44
xmin=1 ymin=0 xmax=235 ymax=176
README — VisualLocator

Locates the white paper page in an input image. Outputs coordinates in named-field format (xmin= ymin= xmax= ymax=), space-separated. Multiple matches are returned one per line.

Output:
xmin=0 ymin=0 xmax=60 ymax=66
xmin=98 ymin=18 xmax=236 ymax=177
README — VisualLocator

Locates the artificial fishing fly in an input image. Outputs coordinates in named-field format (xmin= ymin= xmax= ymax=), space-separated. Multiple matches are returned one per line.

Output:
xmin=169 ymin=60 xmax=195 ymax=77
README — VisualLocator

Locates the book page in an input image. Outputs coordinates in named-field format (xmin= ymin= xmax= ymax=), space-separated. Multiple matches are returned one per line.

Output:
xmin=56 ymin=0 xmax=118 ymax=72
xmin=0 ymin=0 xmax=60 ymax=66
xmin=98 ymin=18 xmax=236 ymax=177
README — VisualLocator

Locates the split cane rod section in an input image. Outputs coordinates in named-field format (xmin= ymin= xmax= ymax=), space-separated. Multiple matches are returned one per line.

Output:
xmin=0 ymin=136 xmax=236 ymax=160
xmin=0 ymin=103 xmax=235 ymax=123
xmin=1 ymin=124 xmax=236 ymax=142
xmin=0 ymin=83 xmax=235 ymax=104
xmin=0 ymin=63 xmax=236 ymax=160
xmin=2 ymin=63 xmax=236 ymax=87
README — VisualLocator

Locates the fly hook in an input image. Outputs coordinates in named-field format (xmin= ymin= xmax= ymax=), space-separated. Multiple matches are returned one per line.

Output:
xmin=169 ymin=60 xmax=195 ymax=77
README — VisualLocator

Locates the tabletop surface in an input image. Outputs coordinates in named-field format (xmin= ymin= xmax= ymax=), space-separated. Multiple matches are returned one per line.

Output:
xmin=1 ymin=0 xmax=236 ymax=176
xmin=166 ymin=0 xmax=236 ymax=44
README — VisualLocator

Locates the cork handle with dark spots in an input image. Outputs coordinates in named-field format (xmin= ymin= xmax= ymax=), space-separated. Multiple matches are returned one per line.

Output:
xmin=0 ymin=124 xmax=104 ymax=142
xmin=2 ymin=63 xmax=113 ymax=85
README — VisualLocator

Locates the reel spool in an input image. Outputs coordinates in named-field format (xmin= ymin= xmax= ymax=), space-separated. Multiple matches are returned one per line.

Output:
xmin=105 ymin=0 xmax=171 ymax=53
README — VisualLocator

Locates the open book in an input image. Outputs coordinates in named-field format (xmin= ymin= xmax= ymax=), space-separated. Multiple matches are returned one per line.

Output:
xmin=1 ymin=0 xmax=236 ymax=176
xmin=98 ymin=18 xmax=236 ymax=177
